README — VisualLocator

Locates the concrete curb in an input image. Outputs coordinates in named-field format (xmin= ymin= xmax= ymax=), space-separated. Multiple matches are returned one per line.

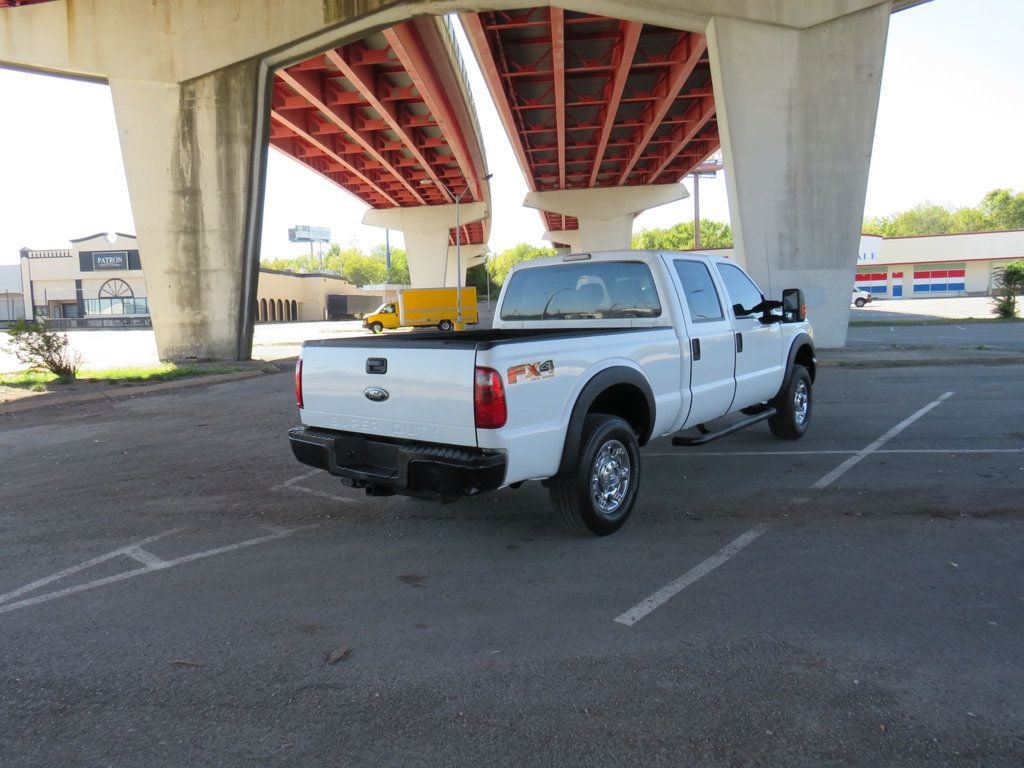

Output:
xmin=818 ymin=354 xmax=1024 ymax=369
xmin=0 ymin=369 xmax=268 ymax=416
xmin=819 ymin=358 xmax=1024 ymax=370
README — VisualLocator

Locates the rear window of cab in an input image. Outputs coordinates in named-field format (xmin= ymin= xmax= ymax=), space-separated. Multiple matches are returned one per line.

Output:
xmin=500 ymin=262 xmax=662 ymax=321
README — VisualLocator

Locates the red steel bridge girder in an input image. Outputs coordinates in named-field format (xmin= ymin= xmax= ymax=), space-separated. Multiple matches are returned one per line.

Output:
xmin=462 ymin=8 xmax=721 ymax=236
xmin=269 ymin=18 xmax=489 ymax=247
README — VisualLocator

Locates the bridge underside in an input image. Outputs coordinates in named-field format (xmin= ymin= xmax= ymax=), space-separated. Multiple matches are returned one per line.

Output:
xmin=0 ymin=0 xmax=901 ymax=355
xmin=463 ymin=9 xmax=719 ymax=248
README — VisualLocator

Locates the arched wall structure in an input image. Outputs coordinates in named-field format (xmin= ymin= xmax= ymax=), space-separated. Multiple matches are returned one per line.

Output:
xmin=0 ymin=0 xmax=906 ymax=357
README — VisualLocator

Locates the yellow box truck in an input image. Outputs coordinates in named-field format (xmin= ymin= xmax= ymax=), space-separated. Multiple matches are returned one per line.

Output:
xmin=362 ymin=287 xmax=478 ymax=333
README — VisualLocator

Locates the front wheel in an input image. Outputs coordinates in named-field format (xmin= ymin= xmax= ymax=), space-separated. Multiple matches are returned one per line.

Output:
xmin=438 ymin=319 xmax=454 ymax=332
xmin=768 ymin=365 xmax=812 ymax=439
xmin=369 ymin=321 xmax=383 ymax=334
xmin=549 ymin=414 xmax=641 ymax=536
xmin=854 ymin=297 xmax=867 ymax=308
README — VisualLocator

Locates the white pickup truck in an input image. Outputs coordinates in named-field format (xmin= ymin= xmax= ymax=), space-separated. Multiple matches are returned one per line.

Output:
xmin=289 ymin=250 xmax=816 ymax=535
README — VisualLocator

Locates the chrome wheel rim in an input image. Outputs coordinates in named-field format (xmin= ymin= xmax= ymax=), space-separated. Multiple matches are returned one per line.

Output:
xmin=793 ymin=380 xmax=810 ymax=426
xmin=590 ymin=439 xmax=631 ymax=517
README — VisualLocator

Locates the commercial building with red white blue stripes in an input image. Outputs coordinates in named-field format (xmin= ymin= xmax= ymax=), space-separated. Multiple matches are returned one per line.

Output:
xmin=856 ymin=230 xmax=1023 ymax=299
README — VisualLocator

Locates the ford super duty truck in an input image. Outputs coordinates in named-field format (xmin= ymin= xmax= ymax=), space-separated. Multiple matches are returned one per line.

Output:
xmin=289 ymin=250 xmax=816 ymax=535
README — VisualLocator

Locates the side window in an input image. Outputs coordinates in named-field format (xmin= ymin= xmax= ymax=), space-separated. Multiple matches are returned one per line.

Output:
xmin=673 ymin=260 xmax=724 ymax=323
xmin=717 ymin=263 xmax=764 ymax=316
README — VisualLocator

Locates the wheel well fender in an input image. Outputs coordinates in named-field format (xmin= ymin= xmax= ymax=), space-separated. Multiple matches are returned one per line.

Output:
xmin=557 ymin=367 xmax=655 ymax=475
xmin=776 ymin=333 xmax=817 ymax=399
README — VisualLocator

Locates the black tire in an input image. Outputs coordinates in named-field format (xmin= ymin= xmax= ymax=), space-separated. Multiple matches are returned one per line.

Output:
xmin=768 ymin=365 xmax=812 ymax=439
xmin=854 ymin=297 xmax=867 ymax=308
xmin=549 ymin=414 xmax=641 ymax=536
xmin=438 ymin=319 xmax=454 ymax=332
xmin=370 ymin=322 xmax=383 ymax=334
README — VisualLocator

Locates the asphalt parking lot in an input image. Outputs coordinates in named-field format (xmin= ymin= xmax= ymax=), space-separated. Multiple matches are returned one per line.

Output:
xmin=1 ymin=352 xmax=1023 ymax=765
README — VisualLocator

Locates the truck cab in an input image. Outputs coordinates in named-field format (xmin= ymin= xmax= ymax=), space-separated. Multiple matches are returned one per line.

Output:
xmin=362 ymin=302 xmax=399 ymax=333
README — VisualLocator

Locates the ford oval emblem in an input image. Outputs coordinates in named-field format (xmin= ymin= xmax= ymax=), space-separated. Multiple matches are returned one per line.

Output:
xmin=364 ymin=386 xmax=389 ymax=403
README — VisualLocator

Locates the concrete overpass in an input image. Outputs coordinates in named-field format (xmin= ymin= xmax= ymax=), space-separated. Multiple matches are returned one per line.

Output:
xmin=0 ymin=1 xmax=925 ymax=357
xmin=270 ymin=17 xmax=492 ymax=289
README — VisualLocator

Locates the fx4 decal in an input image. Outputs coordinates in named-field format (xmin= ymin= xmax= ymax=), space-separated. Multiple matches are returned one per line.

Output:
xmin=507 ymin=360 xmax=555 ymax=385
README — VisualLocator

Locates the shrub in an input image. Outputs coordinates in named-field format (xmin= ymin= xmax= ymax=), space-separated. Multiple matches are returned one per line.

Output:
xmin=991 ymin=261 xmax=1024 ymax=319
xmin=4 ymin=320 xmax=83 ymax=381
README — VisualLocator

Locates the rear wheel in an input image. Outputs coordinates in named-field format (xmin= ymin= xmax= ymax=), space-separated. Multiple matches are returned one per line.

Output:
xmin=438 ymin=319 xmax=454 ymax=332
xmin=370 ymin=321 xmax=383 ymax=334
xmin=550 ymin=414 xmax=640 ymax=536
xmin=768 ymin=365 xmax=812 ymax=439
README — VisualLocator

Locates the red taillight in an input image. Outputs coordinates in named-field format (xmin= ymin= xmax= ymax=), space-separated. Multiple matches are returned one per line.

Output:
xmin=474 ymin=366 xmax=506 ymax=429
xmin=295 ymin=359 xmax=304 ymax=409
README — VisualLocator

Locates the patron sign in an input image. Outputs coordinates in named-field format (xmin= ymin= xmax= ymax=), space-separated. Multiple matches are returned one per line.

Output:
xmin=93 ymin=251 xmax=129 ymax=270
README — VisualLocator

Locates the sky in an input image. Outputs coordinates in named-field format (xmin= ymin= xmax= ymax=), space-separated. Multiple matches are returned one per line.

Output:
xmin=1 ymin=0 xmax=1023 ymax=267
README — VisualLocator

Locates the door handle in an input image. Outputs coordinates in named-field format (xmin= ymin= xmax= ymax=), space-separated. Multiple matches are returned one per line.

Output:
xmin=691 ymin=338 xmax=701 ymax=361
xmin=735 ymin=332 xmax=743 ymax=353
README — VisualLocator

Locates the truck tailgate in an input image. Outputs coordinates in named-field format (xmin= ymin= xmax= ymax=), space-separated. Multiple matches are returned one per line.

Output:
xmin=299 ymin=340 xmax=478 ymax=447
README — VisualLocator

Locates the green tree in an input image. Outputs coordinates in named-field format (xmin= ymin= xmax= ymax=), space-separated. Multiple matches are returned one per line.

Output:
xmin=980 ymin=189 xmax=1024 ymax=231
xmin=369 ymin=243 xmax=410 ymax=284
xmin=869 ymin=203 xmax=953 ymax=238
xmin=949 ymin=206 xmax=989 ymax=234
xmin=322 ymin=243 xmax=363 ymax=275
xmin=343 ymin=253 xmax=388 ymax=286
xmin=488 ymin=243 xmax=556 ymax=287
xmin=261 ymin=253 xmax=320 ymax=272
xmin=465 ymin=252 xmax=499 ymax=299
xmin=864 ymin=189 xmax=1024 ymax=237
xmin=631 ymin=219 xmax=733 ymax=250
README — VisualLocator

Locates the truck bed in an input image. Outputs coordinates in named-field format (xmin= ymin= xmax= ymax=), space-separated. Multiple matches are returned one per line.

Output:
xmin=303 ymin=326 xmax=655 ymax=350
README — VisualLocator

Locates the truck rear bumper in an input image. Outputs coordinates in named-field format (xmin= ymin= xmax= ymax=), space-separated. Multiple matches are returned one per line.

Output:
xmin=288 ymin=426 xmax=506 ymax=499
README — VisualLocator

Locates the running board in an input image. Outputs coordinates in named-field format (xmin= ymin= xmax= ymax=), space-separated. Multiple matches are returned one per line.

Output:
xmin=671 ymin=408 xmax=777 ymax=447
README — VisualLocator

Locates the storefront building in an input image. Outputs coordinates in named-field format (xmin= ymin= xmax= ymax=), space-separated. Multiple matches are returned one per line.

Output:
xmin=856 ymin=230 xmax=1024 ymax=299
xmin=16 ymin=232 xmax=384 ymax=328
xmin=0 ymin=265 xmax=25 ymax=322
xmin=256 ymin=268 xmax=383 ymax=322
xmin=19 ymin=233 xmax=150 ymax=327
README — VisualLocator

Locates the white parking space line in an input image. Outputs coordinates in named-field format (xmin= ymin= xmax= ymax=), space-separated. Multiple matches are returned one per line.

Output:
xmin=124 ymin=547 xmax=168 ymax=568
xmin=615 ymin=525 xmax=767 ymax=626
xmin=0 ymin=525 xmax=317 ymax=617
xmin=281 ymin=483 xmax=358 ymax=505
xmin=813 ymin=391 xmax=955 ymax=490
xmin=0 ymin=528 xmax=182 ymax=607
xmin=273 ymin=470 xmax=321 ymax=490
xmin=273 ymin=470 xmax=357 ymax=504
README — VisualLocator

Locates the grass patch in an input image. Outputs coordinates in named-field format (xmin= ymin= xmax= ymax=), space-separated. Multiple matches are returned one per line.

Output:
xmin=0 ymin=363 xmax=244 ymax=389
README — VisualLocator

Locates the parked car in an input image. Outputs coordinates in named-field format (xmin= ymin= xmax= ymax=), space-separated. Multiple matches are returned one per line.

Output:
xmin=852 ymin=288 xmax=872 ymax=307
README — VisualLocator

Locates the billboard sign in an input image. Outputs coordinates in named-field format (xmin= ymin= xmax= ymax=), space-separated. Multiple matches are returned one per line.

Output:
xmin=289 ymin=225 xmax=331 ymax=243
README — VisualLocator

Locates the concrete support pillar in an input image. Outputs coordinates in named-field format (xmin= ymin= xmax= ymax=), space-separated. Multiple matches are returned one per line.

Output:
xmin=109 ymin=59 xmax=261 ymax=360
xmin=364 ymin=203 xmax=487 ymax=287
xmin=525 ymin=184 xmax=687 ymax=253
xmin=706 ymin=4 xmax=890 ymax=348
xmin=543 ymin=230 xmax=582 ymax=253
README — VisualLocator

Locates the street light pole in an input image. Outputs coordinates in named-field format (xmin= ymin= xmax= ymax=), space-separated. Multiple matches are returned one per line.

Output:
xmin=423 ymin=173 xmax=492 ymax=329
xmin=455 ymin=183 xmax=466 ymax=325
